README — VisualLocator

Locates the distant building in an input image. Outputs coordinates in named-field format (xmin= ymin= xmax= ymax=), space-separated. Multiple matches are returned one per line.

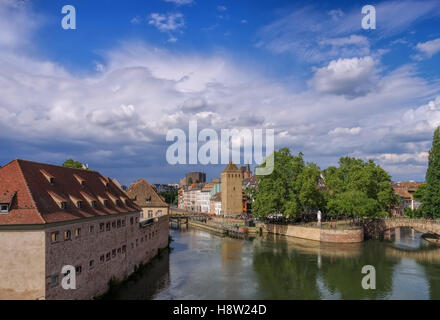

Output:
xmin=240 ymin=165 xmax=252 ymax=179
xmin=179 ymin=172 xmax=206 ymax=187
xmin=221 ymin=161 xmax=243 ymax=216
xmin=210 ymin=192 xmax=222 ymax=215
xmin=392 ymin=181 xmax=423 ymax=216
xmin=199 ymin=183 xmax=215 ymax=213
xmin=0 ymin=159 xmax=168 ymax=300
xmin=127 ymin=179 xmax=169 ymax=220
xmin=153 ymin=184 xmax=178 ymax=193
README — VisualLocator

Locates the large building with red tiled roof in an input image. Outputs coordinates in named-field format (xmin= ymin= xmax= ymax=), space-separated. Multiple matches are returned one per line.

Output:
xmin=0 ymin=159 xmax=169 ymax=300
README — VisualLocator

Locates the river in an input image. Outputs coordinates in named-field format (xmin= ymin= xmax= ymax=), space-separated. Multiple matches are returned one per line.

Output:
xmin=108 ymin=226 xmax=440 ymax=300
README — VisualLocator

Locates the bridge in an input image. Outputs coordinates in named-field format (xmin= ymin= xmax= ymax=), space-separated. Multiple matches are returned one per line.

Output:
xmin=169 ymin=209 xmax=210 ymax=227
xmin=363 ymin=218 xmax=440 ymax=239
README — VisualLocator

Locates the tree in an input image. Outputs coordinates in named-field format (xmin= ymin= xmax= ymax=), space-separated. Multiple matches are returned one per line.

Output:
xmin=62 ymin=159 xmax=84 ymax=169
xmin=323 ymin=157 xmax=398 ymax=220
xmin=422 ymin=127 xmax=440 ymax=218
xmin=252 ymin=148 xmax=326 ymax=220
xmin=414 ymin=184 xmax=426 ymax=202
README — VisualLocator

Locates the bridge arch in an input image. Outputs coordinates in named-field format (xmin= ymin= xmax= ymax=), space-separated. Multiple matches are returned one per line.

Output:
xmin=363 ymin=218 xmax=440 ymax=239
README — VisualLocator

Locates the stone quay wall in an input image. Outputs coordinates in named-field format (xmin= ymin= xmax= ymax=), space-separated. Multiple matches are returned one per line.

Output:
xmin=263 ymin=223 xmax=364 ymax=243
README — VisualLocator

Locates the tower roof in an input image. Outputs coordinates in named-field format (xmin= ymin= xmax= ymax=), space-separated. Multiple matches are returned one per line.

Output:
xmin=222 ymin=161 xmax=240 ymax=173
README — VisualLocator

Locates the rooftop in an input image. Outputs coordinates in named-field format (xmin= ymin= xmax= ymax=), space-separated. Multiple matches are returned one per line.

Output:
xmin=0 ymin=159 xmax=141 ymax=225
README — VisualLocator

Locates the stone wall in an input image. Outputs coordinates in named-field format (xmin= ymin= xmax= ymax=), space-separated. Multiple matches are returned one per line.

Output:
xmin=263 ymin=223 xmax=363 ymax=243
xmin=0 ymin=230 xmax=46 ymax=300
xmin=45 ymin=213 xmax=169 ymax=300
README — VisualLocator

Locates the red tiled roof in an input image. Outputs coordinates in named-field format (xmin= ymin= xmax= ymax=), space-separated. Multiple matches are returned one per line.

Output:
xmin=0 ymin=159 xmax=141 ymax=226
xmin=126 ymin=178 xmax=168 ymax=208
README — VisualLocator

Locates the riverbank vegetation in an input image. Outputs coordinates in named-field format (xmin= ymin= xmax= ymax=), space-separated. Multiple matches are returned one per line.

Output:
xmin=251 ymin=148 xmax=398 ymax=222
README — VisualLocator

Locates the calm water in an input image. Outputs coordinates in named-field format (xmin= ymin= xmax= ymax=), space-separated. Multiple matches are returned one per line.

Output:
xmin=110 ymin=226 xmax=440 ymax=300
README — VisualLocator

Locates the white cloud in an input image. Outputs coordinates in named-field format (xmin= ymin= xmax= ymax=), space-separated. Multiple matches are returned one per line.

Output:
xmin=148 ymin=13 xmax=184 ymax=32
xmin=257 ymin=1 xmax=440 ymax=62
xmin=217 ymin=5 xmax=227 ymax=12
xmin=1 ymin=1 xmax=440 ymax=181
xmin=329 ymin=127 xmax=361 ymax=136
xmin=416 ymin=38 xmax=440 ymax=58
xmin=310 ymin=56 xmax=379 ymax=98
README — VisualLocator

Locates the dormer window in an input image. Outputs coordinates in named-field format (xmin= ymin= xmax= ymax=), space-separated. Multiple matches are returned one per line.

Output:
xmin=91 ymin=200 xmax=97 ymax=208
xmin=61 ymin=202 xmax=67 ymax=210
xmin=103 ymin=199 xmax=108 ymax=207
xmin=41 ymin=170 xmax=55 ymax=185
xmin=77 ymin=201 xmax=82 ymax=209
xmin=0 ymin=204 xmax=9 ymax=214
xmin=146 ymin=196 xmax=151 ymax=203
xmin=73 ymin=174 xmax=86 ymax=187
xmin=125 ymin=199 xmax=130 ymax=206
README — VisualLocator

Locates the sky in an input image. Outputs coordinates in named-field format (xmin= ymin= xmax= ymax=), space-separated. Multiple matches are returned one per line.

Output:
xmin=0 ymin=0 xmax=440 ymax=185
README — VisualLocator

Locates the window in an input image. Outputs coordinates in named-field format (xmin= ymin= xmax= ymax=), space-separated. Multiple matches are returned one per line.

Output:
xmin=49 ymin=177 xmax=55 ymax=185
xmin=117 ymin=220 xmax=121 ymax=228
xmin=106 ymin=223 xmax=110 ymax=231
xmin=157 ymin=210 xmax=162 ymax=217
xmin=89 ymin=225 xmax=94 ymax=233
xmin=130 ymin=217 xmax=134 ymax=225
xmin=75 ymin=228 xmax=81 ymax=237
xmin=135 ymin=217 xmax=139 ymax=223
xmin=91 ymin=200 xmax=97 ymax=208
xmin=148 ymin=210 xmax=153 ymax=219
xmin=64 ymin=230 xmax=71 ymax=240
xmin=61 ymin=202 xmax=67 ymax=210
xmin=100 ymin=255 xmax=104 ymax=263
xmin=103 ymin=199 xmax=109 ymax=207
xmin=117 ymin=247 xmax=121 ymax=254
xmin=106 ymin=252 xmax=110 ymax=261
xmin=146 ymin=196 xmax=151 ymax=203
xmin=77 ymin=201 xmax=82 ymax=209
xmin=122 ymin=245 xmax=126 ymax=253
xmin=51 ymin=232 xmax=59 ymax=243
xmin=99 ymin=223 xmax=104 ymax=232
xmin=89 ymin=260 xmax=94 ymax=269
xmin=112 ymin=221 xmax=116 ymax=228
xmin=112 ymin=249 xmax=116 ymax=258
xmin=75 ymin=265 xmax=82 ymax=274
xmin=0 ymin=204 xmax=9 ymax=214
xmin=122 ymin=219 xmax=126 ymax=227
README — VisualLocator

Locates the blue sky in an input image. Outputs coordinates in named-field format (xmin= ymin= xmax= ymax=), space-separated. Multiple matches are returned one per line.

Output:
xmin=1 ymin=0 xmax=440 ymax=185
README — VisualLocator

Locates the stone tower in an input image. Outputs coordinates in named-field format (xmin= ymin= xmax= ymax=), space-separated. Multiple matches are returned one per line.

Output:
xmin=221 ymin=161 xmax=243 ymax=215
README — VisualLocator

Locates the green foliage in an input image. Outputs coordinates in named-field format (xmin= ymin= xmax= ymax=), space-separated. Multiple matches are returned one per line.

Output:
xmin=404 ymin=207 xmax=423 ymax=219
xmin=62 ymin=158 xmax=84 ymax=169
xmin=159 ymin=189 xmax=178 ymax=205
xmin=323 ymin=157 xmax=398 ymax=219
xmin=422 ymin=127 xmax=440 ymax=218
xmin=252 ymin=148 xmax=325 ymax=219
xmin=414 ymin=183 xmax=426 ymax=202
xmin=187 ymin=177 xmax=193 ymax=185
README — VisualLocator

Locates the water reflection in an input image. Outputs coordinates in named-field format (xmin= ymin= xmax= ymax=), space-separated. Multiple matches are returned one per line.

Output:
xmin=109 ymin=227 xmax=440 ymax=300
